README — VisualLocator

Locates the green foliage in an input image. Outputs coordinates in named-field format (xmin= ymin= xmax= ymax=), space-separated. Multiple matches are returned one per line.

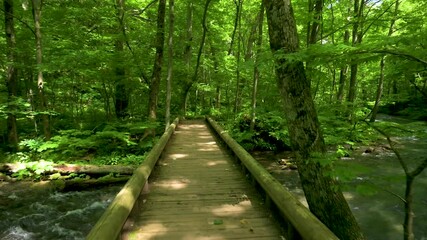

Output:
xmin=12 ymin=121 xmax=154 ymax=165
xmin=94 ymin=153 xmax=145 ymax=166
xmin=226 ymin=111 xmax=291 ymax=152
xmin=318 ymin=105 xmax=381 ymax=145
xmin=11 ymin=161 xmax=54 ymax=180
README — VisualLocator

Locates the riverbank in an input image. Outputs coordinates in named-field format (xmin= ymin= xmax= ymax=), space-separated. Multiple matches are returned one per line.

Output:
xmin=251 ymin=133 xmax=427 ymax=240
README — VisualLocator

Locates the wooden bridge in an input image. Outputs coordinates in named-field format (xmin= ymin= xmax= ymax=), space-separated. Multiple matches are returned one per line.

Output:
xmin=86 ymin=118 xmax=338 ymax=240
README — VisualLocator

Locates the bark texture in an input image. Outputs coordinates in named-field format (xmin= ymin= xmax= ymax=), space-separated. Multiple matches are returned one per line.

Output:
xmin=263 ymin=1 xmax=364 ymax=239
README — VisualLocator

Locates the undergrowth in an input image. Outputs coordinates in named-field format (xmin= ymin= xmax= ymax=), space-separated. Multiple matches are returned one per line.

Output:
xmin=3 ymin=121 xmax=161 ymax=166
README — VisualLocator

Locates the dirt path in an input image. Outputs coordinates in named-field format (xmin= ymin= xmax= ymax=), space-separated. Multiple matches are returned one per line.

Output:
xmin=121 ymin=120 xmax=283 ymax=240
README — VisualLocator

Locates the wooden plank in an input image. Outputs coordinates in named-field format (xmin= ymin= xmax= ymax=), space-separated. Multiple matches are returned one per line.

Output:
xmin=121 ymin=120 xmax=283 ymax=240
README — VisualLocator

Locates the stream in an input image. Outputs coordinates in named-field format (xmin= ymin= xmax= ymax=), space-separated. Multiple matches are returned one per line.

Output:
xmin=254 ymin=114 xmax=427 ymax=240
xmin=0 ymin=182 xmax=122 ymax=240
xmin=0 ymin=115 xmax=425 ymax=239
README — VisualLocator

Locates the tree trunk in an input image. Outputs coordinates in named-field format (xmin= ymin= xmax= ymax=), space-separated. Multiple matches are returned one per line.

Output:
xmin=250 ymin=3 xmax=264 ymax=132
xmin=307 ymin=0 xmax=324 ymax=45
xmin=233 ymin=0 xmax=242 ymax=115
xmin=210 ymin=44 xmax=221 ymax=110
xmin=4 ymin=0 xmax=19 ymax=151
xmin=181 ymin=2 xmax=193 ymax=116
xmin=370 ymin=0 xmax=399 ymax=122
xmin=31 ymin=0 xmax=51 ymax=140
xmin=305 ymin=0 xmax=324 ymax=87
xmin=347 ymin=0 xmax=365 ymax=120
xmin=147 ymin=0 xmax=166 ymax=131
xmin=236 ymin=4 xmax=260 ymax=115
xmin=59 ymin=177 xmax=130 ymax=192
xmin=165 ymin=0 xmax=174 ymax=130
xmin=337 ymin=30 xmax=350 ymax=103
xmin=263 ymin=1 xmax=364 ymax=239
xmin=114 ymin=0 xmax=129 ymax=119
xmin=369 ymin=58 xmax=385 ymax=122
xmin=369 ymin=123 xmax=427 ymax=240
xmin=184 ymin=0 xmax=212 ymax=116
xmin=228 ymin=0 xmax=241 ymax=55
xmin=0 ymin=163 xmax=135 ymax=177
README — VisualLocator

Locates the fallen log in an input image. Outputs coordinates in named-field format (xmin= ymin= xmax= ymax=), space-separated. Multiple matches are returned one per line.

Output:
xmin=51 ymin=176 xmax=130 ymax=192
xmin=0 ymin=163 xmax=135 ymax=177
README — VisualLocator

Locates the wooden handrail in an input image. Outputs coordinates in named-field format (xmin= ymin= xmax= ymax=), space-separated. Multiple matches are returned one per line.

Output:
xmin=206 ymin=117 xmax=339 ymax=240
xmin=86 ymin=118 xmax=179 ymax=240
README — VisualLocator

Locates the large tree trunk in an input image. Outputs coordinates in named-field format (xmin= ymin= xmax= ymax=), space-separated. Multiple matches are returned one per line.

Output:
xmin=4 ymin=0 xmax=19 ymax=151
xmin=165 ymin=0 xmax=174 ymax=130
xmin=263 ymin=1 xmax=364 ymax=239
xmin=147 ymin=0 xmax=166 ymax=124
xmin=31 ymin=0 xmax=51 ymax=140
xmin=114 ymin=0 xmax=129 ymax=119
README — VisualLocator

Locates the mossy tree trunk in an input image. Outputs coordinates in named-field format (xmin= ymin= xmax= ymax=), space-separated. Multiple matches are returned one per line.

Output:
xmin=263 ymin=0 xmax=364 ymax=239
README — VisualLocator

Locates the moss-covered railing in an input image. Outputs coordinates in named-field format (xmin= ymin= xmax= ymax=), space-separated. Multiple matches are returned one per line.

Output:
xmin=86 ymin=118 xmax=179 ymax=240
xmin=206 ymin=117 xmax=339 ymax=240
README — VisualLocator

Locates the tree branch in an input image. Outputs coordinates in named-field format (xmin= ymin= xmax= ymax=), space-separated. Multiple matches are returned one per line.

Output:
xmin=366 ymin=179 xmax=406 ymax=203
xmin=114 ymin=0 xmax=150 ymax=85
xmin=352 ymin=49 xmax=427 ymax=66
xmin=132 ymin=0 xmax=158 ymax=15
xmin=410 ymin=158 xmax=427 ymax=178
xmin=363 ymin=121 xmax=409 ymax=174
xmin=0 ymin=7 xmax=36 ymax=36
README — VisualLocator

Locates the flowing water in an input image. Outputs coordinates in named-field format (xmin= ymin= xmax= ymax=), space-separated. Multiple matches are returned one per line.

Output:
xmin=254 ymin=114 xmax=427 ymax=240
xmin=0 ymin=115 xmax=425 ymax=240
xmin=0 ymin=183 xmax=122 ymax=240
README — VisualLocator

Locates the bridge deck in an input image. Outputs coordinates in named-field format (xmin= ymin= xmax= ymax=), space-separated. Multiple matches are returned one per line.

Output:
xmin=121 ymin=120 xmax=283 ymax=240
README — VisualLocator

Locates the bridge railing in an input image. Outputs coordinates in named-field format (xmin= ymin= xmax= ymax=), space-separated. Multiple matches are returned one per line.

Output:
xmin=206 ymin=117 xmax=339 ymax=240
xmin=86 ymin=118 xmax=179 ymax=240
